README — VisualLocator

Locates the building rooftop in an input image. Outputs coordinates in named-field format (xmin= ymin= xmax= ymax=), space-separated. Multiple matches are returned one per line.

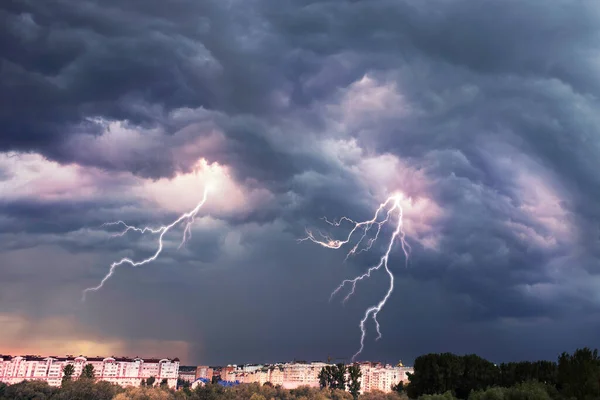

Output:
xmin=0 ymin=355 xmax=180 ymax=363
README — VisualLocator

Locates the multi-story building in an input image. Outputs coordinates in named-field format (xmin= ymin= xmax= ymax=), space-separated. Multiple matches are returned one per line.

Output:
xmin=217 ymin=361 xmax=413 ymax=393
xmin=358 ymin=362 xmax=413 ymax=393
xmin=195 ymin=365 xmax=213 ymax=381
xmin=178 ymin=367 xmax=197 ymax=384
xmin=220 ymin=366 xmax=237 ymax=382
xmin=220 ymin=362 xmax=329 ymax=389
xmin=0 ymin=355 xmax=180 ymax=388
xmin=281 ymin=362 xmax=329 ymax=389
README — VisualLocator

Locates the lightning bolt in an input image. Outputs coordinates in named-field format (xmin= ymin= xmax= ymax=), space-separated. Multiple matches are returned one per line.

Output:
xmin=82 ymin=187 xmax=209 ymax=301
xmin=300 ymin=194 xmax=411 ymax=361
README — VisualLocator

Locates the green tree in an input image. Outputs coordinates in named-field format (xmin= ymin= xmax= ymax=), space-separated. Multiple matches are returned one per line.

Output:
xmin=146 ymin=376 xmax=157 ymax=387
xmin=332 ymin=363 xmax=347 ymax=391
xmin=80 ymin=364 xmax=95 ymax=380
xmin=113 ymin=386 xmax=173 ymax=400
xmin=52 ymin=379 xmax=122 ymax=400
xmin=319 ymin=367 xmax=330 ymax=389
xmin=347 ymin=364 xmax=362 ymax=399
xmin=557 ymin=347 xmax=600 ymax=400
xmin=392 ymin=381 xmax=405 ymax=393
xmin=419 ymin=391 xmax=458 ymax=400
xmin=1 ymin=380 xmax=57 ymax=400
xmin=407 ymin=353 xmax=464 ymax=398
xmin=456 ymin=354 xmax=499 ymax=399
xmin=160 ymin=378 xmax=169 ymax=389
xmin=62 ymin=363 xmax=75 ymax=385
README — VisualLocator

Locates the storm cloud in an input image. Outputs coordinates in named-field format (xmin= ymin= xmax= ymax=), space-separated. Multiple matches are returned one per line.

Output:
xmin=1 ymin=0 xmax=600 ymax=365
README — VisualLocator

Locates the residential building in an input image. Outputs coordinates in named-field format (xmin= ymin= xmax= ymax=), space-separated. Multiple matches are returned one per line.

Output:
xmin=195 ymin=365 xmax=213 ymax=381
xmin=358 ymin=362 xmax=413 ymax=393
xmin=0 ymin=355 xmax=180 ymax=388
xmin=178 ymin=367 xmax=196 ymax=384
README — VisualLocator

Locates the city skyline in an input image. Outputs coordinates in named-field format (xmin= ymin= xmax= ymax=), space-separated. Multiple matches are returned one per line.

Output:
xmin=0 ymin=354 xmax=411 ymax=394
xmin=2 ymin=0 xmax=600 ymax=366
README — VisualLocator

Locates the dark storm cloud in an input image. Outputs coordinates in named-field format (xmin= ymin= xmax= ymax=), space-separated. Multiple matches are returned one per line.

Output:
xmin=2 ymin=0 xmax=600 ymax=365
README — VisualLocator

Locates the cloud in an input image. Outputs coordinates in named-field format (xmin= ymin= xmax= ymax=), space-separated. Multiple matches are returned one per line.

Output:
xmin=2 ymin=0 xmax=600 ymax=365
xmin=0 ymin=313 xmax=190 ymax=361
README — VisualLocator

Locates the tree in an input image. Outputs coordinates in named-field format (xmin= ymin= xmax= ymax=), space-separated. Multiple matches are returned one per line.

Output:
xmin=332 ymin=363 xmax=347 ymax=391
xmin=557 ymin=347 xmax=600 ymax=400
xmin=51 ymin=379 xmax=122 ymax=400
xmin=146 ymin=376 xmax=156 ymax=387
xmin=319 ymin=367 xmax=329 ymax=389
xmin=392 ymin=381 xmax=405 ymax=393
xmin=1 ymin=380 xmax=57 ymax=400
xmin=456 ymin=354 xmax=499 ymax=399
xmin=159 ymin=378 xmax=169 ymax=389
xmin=80 ymin=364 xmax=95 ymax=380
xmin=419 ymin=391 xmax=457 ymax=400
xmin=347 ymin=364 xmax=362 ymax=399
xmin=62 ymin=364 xmax=75 ymax=385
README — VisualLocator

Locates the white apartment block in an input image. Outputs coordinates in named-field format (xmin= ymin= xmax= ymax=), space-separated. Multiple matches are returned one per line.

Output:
xmin=0 ymin=355 xmax=180 ymax=388
xmin=358 ymin=363 xmax=413 ymax=393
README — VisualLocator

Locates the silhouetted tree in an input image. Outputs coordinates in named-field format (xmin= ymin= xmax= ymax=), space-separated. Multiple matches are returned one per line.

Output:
xmin=319 ymin=367 xmax=329 ymax=389
xmin=160 ymin=378 xmax=169 ymax=389
xmin=146 ymin=376 xmax=156 ymax=387
xmin=456 ymin=354 xmax=498 ymax=399
xmin=332 ymin=363 xmax=347 ymax=391
xmin=557 ymin=347 xmax=600 ymax=400
xmin=407 ymin=353 xmax=499 ymax=398
xmin=80 ymin=364 xmax=95 ymax=380
xmin=62 ymin=364 xmax=75 ymax=385
xmin=347 ymin=364 xmax=362 ymax=399
xmin=392 ymin=381 xmax=405 ymax=393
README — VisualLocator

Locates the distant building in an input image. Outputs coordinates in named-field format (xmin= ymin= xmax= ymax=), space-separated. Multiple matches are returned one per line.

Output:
xmin=0 ymin=355 xmax=180 ymax=388
xmin=177 ymin=368 xmax=196 ymax=384
xmin=209 ymin=361 xmax=413 ymax=393
xmin=195 ymin=365 xmax=214 ymax=381
xmin=357 ymin=362 xmax=413 ymax=393
xmin=220 ymin=366 xmax=236 ymax=382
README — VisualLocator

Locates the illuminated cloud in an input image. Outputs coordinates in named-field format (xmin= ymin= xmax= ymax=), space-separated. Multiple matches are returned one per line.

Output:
xmin=2 ymin=0 xmax=600 ymax=365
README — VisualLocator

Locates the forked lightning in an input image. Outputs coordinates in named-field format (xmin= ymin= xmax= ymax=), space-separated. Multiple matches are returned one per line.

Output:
xmin=82 ymin=187 xmax=209 ymax=300
xmin=300 ymin=194 xmax=411 ymax=360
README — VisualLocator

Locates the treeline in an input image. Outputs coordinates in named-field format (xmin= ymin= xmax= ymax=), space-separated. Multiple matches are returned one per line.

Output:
xmin=0 ymin=379 xmax=405 ymax=400
xmin=405 ymin=347 xmax=600 ymax=400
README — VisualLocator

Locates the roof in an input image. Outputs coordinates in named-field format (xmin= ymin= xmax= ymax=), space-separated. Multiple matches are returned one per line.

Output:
xmin=0 ymin=355 xmax=180 ymax=363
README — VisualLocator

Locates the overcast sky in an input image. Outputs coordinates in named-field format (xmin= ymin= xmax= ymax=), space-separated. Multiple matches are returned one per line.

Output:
xmin=2 ymin=0 xmax=600 ymax=366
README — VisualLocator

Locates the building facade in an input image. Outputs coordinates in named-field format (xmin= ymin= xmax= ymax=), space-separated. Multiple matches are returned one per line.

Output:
xmin=358 ymin=362 xmax=413 ymax=393
xmin=195 ymin=365 xmax=214 ymax=381
xmin=215 ymin=361 xmax=413 ymax=393
xmin=0 ymin=355 xmax=180 ymax=388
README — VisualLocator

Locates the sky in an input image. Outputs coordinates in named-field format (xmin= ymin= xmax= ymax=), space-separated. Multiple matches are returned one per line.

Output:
xmin=1 ymin=0 xmax=600 ymax=367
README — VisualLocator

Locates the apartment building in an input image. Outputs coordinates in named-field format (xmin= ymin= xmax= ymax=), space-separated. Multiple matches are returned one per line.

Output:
xmin=218 ymin=361 xmax=413 ymax=393
xmin=0 ymin=355 xmax=180 ymax=388
xmin=358 ymin=362 xmax=413 ymax=393
xmin=195 ymin=365 xmax=214 ymax=381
